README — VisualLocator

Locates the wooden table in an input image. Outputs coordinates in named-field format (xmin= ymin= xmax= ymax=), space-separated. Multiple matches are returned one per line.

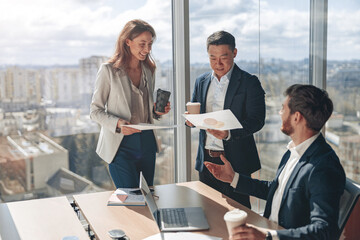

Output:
xmin=0 ymin=196 xmax=89 ymax=240
xmin=74 ymin=181 xmax=281 ymax=240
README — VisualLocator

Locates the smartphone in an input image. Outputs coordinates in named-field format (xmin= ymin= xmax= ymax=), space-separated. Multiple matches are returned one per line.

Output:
xmin=155 ymin=89 xmax=171 ymax=112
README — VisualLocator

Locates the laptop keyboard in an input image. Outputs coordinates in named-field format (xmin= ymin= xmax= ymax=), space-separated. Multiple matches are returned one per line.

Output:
xmin=161 ymin=208 xmax=189 ymax=228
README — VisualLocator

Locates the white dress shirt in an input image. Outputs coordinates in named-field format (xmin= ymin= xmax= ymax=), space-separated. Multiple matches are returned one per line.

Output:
xmin=269 ymin=133 xmax=320 ymax=223
xmin=205 ymin=64 xmax=234 ymax=151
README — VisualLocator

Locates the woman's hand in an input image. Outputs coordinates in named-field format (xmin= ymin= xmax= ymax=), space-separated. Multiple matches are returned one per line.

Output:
xmin=117 ymin=119 xmax=141 ymax=136
xmin=121 ymin=126 xmax=141 ymax=135
xmin=154 ymin=102 xmax=171 ymax=116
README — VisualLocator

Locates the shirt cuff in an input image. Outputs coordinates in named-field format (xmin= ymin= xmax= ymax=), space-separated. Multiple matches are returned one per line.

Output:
xmin=269 ymin=230 xmax=279 ymax=240
xmin=230 ymin=172 xmax=239 ymax=188
xmin=224 ymin=130 xmax=231 ymax=141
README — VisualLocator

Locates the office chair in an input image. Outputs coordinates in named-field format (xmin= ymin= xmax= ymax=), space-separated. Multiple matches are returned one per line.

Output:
xmin=337 ymin=178 xmax=360 ymax=235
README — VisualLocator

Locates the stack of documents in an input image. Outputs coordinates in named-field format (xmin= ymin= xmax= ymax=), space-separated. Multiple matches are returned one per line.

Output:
xmin=107 ymin=188 xmax=145 ymax=206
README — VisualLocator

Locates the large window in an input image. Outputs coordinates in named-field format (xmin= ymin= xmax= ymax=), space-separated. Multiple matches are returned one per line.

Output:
xmin=1 ymin=0 xmax=358 ymax=205
xmin=188 ymin=1 xmax=309 ymax=179
xmin=257 ymin=0 xmax=310 ymax=181
xmin=189 ymin=0 xmax=310 ymax=212
xmin=189 ymin=0 xmax=261 ymax=180
xmin=0 ymin=0 xmax=174 ymax=202
xmin=326 ymin=0 xmax=360 ymax=183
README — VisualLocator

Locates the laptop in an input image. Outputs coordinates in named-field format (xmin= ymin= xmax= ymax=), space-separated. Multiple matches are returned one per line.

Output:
xmin=139 ymin=172 xmax=209 ymax=232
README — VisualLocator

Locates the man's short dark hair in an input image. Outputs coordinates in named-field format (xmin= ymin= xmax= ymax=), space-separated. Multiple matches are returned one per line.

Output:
xmin=284 ymin=84 xmax=333 ymax=132
xmin=207 ymin=31 xmax=236 ymax=51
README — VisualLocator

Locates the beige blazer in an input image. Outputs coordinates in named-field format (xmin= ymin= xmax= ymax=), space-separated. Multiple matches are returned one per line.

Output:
xmin=90 ymin=63 xmax=159 ymax=164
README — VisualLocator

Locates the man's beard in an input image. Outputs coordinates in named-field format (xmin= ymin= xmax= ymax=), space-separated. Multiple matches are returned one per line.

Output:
xmin=281 ymin=115 xmax=294 ymax=136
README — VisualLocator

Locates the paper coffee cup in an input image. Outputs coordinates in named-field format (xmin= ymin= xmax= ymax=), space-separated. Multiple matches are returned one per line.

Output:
xmin=224 ymin=209 xmax=248 ymax=237
xmin=186 ymin=102 xmax=201 ymax=114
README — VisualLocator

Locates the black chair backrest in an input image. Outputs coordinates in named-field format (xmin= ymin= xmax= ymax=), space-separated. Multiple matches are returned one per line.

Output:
xmin=338 ymin=178 xmax=360 ymax=234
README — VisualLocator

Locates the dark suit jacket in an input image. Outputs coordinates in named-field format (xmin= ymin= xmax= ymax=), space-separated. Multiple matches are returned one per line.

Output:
xmin=235 ymin=134 xmax=346 ymax=240
xmin=191 ymin=64 xmax=265 ymax=174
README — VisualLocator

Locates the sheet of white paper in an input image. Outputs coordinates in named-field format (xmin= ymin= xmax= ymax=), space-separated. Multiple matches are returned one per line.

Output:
xmin=143 ymin=232 xmax=222 ymax=240
xmin=183 ymin=109 xmax=242 ymax=130
xmin=125 ymin=123 xmax=179 ymax=130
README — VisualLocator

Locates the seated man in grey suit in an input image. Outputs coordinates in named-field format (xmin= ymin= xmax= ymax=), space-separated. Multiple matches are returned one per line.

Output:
xmin=205 ymin=84 xmax=345 ymax=240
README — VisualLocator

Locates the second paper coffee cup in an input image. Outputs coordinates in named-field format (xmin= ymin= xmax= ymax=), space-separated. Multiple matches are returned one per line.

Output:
xmin=186 ymin=102 xmax=201 ymax=114
xmin=224 ymin=209 xmax=248 ymax=237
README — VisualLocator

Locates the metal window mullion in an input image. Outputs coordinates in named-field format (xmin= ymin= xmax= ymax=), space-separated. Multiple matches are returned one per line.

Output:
xmin=172 ymin=0 xmax=191 ymax=183
xmin=309 ymin=0 xmax=328 ymax=89
xmin=309 ymin=0 xmax=328 ymax=134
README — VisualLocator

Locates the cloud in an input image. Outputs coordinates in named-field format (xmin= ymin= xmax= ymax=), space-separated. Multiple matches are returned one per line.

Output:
xmin=0 ymin=0 xmax=171 ymax=65
xmin=0 ymin=0 xmax=358 ymax=65
xmin=189 ymin=1 xmax=260 ymax=62
xmin=327 ymin=9 xmax=360 ymax=60
xmin=190 ymin=0 xmax=258 ymax=16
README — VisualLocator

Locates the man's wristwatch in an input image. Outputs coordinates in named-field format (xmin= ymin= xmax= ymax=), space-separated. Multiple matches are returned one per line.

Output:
xmin=265 ymin=232 xmax=272 ymax=240
xmin=116 ymin=127 xmax=121 ymax=133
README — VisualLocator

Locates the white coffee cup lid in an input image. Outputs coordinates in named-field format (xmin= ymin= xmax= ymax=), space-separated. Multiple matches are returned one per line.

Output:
xmin=186 ymin=102 xmax=200 ymax=106
xmin=224 ymin=209 xmax=247 ymax=222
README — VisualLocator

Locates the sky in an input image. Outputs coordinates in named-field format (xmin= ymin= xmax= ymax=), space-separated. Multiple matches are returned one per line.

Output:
xmin=0 ymin=0 xmax=359 ymax=66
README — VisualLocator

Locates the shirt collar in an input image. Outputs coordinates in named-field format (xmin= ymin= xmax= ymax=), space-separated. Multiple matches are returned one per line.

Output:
xmin=286 ymin=132 xmax=320 ymax=157
xmin=211 ymin=63 xmax=235 ymax=83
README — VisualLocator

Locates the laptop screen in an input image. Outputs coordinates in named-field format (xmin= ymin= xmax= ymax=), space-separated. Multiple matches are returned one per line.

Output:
xmin=139 ymin=172 xmax=210 ymax=231
xmin=139 ymin=172 xmax=159 ymax=223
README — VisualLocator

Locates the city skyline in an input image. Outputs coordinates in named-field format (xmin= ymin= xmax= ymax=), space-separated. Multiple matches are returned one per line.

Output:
xmin=0 ymin=0 xmax=359 ymax=66
xmin=1 ymin=0 xmax=359 ymax=214
xmin=1 ymin=55 xmax=359 ymax=203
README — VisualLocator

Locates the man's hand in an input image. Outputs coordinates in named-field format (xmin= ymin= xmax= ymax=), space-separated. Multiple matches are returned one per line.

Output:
xmin=184 ymin=111 xmax=195 ymax=127
xmin=207 ymin=129 xmax=229 ymax=140
xmin=231 ymin=224 xmax=268 ymax=240
xmin=204 ymin=155 xmax=235 ymax=183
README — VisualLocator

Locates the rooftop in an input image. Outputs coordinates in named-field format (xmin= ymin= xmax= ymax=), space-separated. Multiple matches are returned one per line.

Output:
xmin=46 ymin=168 xmax=93 ymax=194
xmin=6 ymin=132 xmax=67 ymax=158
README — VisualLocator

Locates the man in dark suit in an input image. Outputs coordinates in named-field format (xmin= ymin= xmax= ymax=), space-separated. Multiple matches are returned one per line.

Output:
xmin=205 ymin=84 xmax=346 ymax=240
xmin=186 ymin=31 xmax=266 ymax=208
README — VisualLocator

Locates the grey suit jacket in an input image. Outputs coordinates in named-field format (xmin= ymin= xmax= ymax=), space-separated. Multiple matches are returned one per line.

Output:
xmin=90 ymin=63 xmax=159 ymax=163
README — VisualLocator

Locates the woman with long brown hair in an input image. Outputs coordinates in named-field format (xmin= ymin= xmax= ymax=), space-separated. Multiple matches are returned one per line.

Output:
xmin=90 ymin=19 xmax=170 ymax=188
